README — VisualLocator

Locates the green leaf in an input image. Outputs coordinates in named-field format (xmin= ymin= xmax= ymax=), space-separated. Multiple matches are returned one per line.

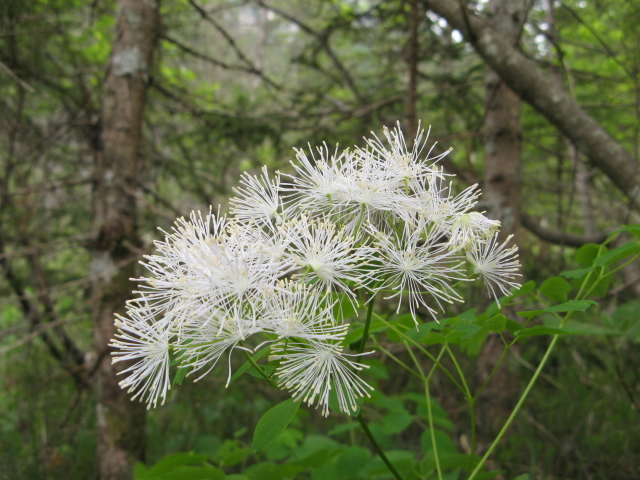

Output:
xmin=386 ymin=314 xmax=416 ymax=342
xmin=420 ymin=429 xmax=457 ymax=455
xmin=545 ymin=300 xmax=597 ymax=312
xmin=575 ymin=243 xmax=600 ymax=267
xmin=517 ymin=309 xmax=545 ymax=319
xmin=609 ymin=224 xmax=640 ymax=238
xmin=505 ymin=319 xmax=523 ymax=334
xmin=594 ymin=242 xmax=640 ymax=266
xmin=252 ymin=398 xmax=301 ymax=452
xmin=139 ymin=452 xmax=209 ymax=479
xmin=228 ymin=347 xmax=269 ymax=385
xmin=406 ymin=321 xmax=437 ymax=341
xmin=378 ymin=408 xmax=413 ymax=435
xmin=158 ymin=465 xmax=225 ymax=480
xmin=560 ymin=267 xmax=593 ymax=279
xmin=516 ymin=326 xmax=586 ymax=337
xmin=478 ymin=313 xmax=507 ymax=333
xmin=173 ymin=366 xmax=188 ymax=386
xmin=538 ymin=276 xmax=572 ymax=303
xmin=335 ymin=447 xmax=370 ymax=479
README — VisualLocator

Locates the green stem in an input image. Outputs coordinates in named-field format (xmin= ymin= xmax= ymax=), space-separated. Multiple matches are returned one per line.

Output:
xmin=444 ymin=346 xmax=478 ymax=456
xmin=405 ymin=342 xmax=443 ymax=480
xmin=425 ymin=381 xmax=443 ymax=480
xmin=357 ymin=413 xmax=404 ymax=480
xmin=354 ymin=295 xmax=403 ymax=480
xmin=353 ymin=203 xmax=367 ymax=238
xmin=357 ymin=298 xmax=376 ymax=359
xmin=243 ymin=351 xmax=276 ymax=388
xmin=466 ymin=333 xmax=561 ymax=480
xmin=373 ymin=339 xmax=422 ymax=378
xmin=376 ymin=314 xmax=464 ymax=394
xmin=472 ymin=344 xmax=509 ymax=401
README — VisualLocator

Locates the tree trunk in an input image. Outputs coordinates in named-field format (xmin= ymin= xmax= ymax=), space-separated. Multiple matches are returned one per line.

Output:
xmin=482 ymin=0 xmax=525 ymax=240
xmin=91 ymin=0 xmax=160 ymax=478
xmin=475 ymin=0 xmax=527 ymax=455
xmin=423 ymin=0 xmax=640 ymax=211
xmin=406 ymin=0 xmax=420 ymax=141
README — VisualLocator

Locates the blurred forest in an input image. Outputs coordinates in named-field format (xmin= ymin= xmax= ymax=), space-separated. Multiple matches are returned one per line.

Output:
xmin=1 ymin=0 xmax=639 ymax=479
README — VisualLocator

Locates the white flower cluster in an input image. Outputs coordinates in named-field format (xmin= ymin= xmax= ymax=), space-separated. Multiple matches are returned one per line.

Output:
xmin=111 ymin=123 xmax=521 ymax=415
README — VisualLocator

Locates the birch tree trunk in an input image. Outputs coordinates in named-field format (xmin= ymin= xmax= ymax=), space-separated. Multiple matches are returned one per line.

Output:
xmin=90 ymin=0 xmax=160 ymax=478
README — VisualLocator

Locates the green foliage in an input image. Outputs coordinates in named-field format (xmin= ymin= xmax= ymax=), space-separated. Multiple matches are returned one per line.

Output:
xmin=252 ymin=399 xmax=300 ymax=452
xmin=2 ymin=0 xmax=640 ymax=477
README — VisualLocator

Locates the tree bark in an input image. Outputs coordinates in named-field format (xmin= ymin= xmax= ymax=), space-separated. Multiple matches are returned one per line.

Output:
xmin=475 ymin=0 xmax=527 ymax=456
xmin=91 ymin=0 xmax=160 ymax=478
xmin=482 ymin=0 xmax=525 ymax=240
xmin=406 ymin=0 xmax=420 ymax=141
xmin=422 ymin=0 xmax=640 ymax=211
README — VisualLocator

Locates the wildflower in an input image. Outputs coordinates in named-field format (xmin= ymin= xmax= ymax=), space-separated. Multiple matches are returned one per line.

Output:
xmin=260 ymin=281 xmax=347 ymax=341
xmin=283 ymin=216 xmax=368 ymax=299
xmin=111 ymin=121 xmax=523 ymax=414
xmin=466 ymin=233 xmax=521 ymax=302
xmin=360 ymin=121 xmax=449 ymax=191
xmin=111 ymin=303 xmax=172 ymax=409
xmin=369 ymin=221 xmax=467 ymax=322
xmin=230 ymin=166 xmax=285 ymax=228
xmin=448 ymin=212 xmax=501 ymax=249
xmin=271 ymin=341 xmax=373 ymax=417
xmin=176 ymin=303 xmax=258 ymax=385
xmin=283 ymin=143 xmax=349 ymax=218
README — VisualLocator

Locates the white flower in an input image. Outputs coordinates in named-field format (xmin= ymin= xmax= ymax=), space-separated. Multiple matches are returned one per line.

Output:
xmin=230 ymin=166 xmax=284 ymax=228
xmin=411 ymin=174 xmax=480 ymax=229
xmin=111 ymin=303 xmax=172 ymax=409
xmin=283 ymin=216 xmax=369 ymax=298
xmin=177 ymin=303 xmax=258 ymax=385
xmin=369 ymin=221 xmax=467 ymax=322
xmin=271 ymin=341 xmax=373 ymax=417
xmin=110 ymin=120 xmax=523 ymax=413
xmin=138 ymin=211 xmax=287 ymax=323
xmin=336 ymin=152 xmax=400 ymax=229
xmin=260 ymin=281 xmax=347 ymax=341
xmin=283 ymin=143 xmax=350 ymax=217
xmin=466 ymin=233 xmax=521 ymax=302
xmin=359 ymin=121 xmax=449 ymax=191
xmin=448 ymin=212 xmax=501 ymax=249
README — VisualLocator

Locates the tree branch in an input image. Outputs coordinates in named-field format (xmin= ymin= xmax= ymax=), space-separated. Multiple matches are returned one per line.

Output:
xmin=422 ymin=0 xmax=640 ymax=211
xmin=521 ymin=213 xmax=606 ymax=247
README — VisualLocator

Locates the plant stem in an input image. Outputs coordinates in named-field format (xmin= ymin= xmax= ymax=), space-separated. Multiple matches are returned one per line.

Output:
xmin=425 ymin=381 xmax=443 ymax=480
xmin=355 ymin=297 xmax=403 ymax=480
xmin=405 ymin=342 xmax=443 ymax=480
xmin=472 ymin=343 xmax=509 ymax=401
xmin=466 ymin=333 xmax=561 ymax=480
xmin=376 ymin=314 xmax=464 ymax=394
xmin=356 ymin=412 xmax=405 ymax=480
xmin=357 ymin=298 xmax=376 ymax=358
xmin=243 ymin=350 xmax=276 ymax=388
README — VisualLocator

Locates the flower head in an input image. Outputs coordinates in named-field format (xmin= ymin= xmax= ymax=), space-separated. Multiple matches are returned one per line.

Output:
xmin=271 ymin=341 xmax=373 ymax=416
xmin=466 ymin=233 xmax=521 ymax=302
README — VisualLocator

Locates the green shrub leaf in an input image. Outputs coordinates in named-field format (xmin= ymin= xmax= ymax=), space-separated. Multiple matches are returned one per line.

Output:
xmin=252 ymin=398 xmax=301 ymax=452
xmin=539 ymin=277 xmax=572 ymax=303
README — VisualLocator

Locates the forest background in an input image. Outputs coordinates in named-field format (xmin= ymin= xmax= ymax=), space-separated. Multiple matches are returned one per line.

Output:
xmin=1 ymin=0 xmax=639 ymax=479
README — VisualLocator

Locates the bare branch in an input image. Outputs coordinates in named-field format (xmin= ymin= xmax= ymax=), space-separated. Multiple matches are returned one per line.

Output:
xmin=521 ymin=213 xmax=607 ymax=247
xmin=255 ymin=0 xmax=364 ymax=102
xmin=186 ymin=0 xmax=282 ymax=89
